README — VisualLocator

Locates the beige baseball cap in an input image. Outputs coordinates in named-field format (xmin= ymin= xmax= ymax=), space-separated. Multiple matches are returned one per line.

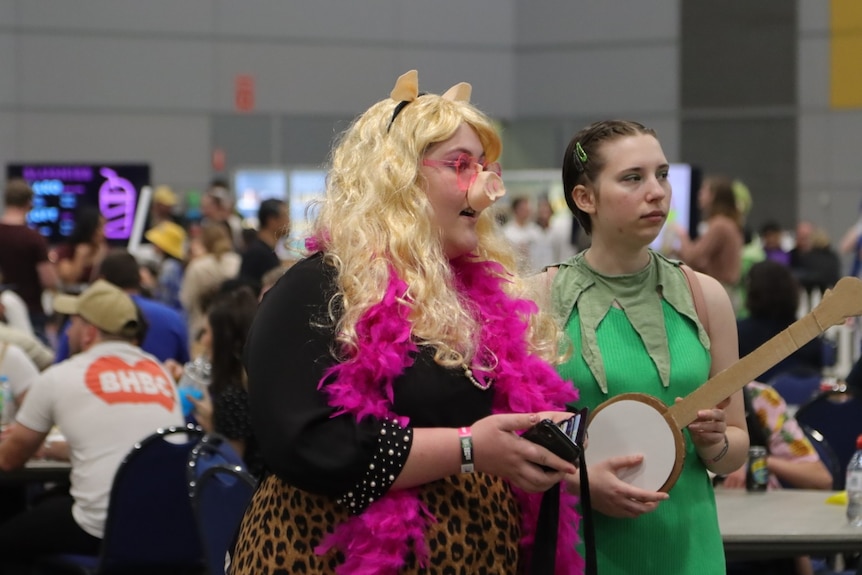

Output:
xmin=53 ymin=280 xmax=140 ymax=338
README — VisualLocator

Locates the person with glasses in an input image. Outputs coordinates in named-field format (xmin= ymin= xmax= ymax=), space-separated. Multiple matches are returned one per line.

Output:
xmin=529 ymin=120 xmax=748 ymax=575
xmin=229 ymin=70 xmax=583 ymax=574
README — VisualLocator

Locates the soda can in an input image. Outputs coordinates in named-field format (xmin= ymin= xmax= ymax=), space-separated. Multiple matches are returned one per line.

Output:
xmin=746 ymin=445 xmax=769 ymax=492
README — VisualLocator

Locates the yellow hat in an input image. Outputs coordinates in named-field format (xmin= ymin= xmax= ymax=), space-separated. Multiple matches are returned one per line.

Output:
xmin=153 ymin=185 xmax=178 ymax=207
xmin=145 ymin=221 xmax=187 ymax=260
xmin=53 ymin=280 xmax=140 ymax=338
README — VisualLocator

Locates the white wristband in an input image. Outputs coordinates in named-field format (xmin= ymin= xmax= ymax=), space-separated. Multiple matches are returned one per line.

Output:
xmin=458 ymin=427 xmax=474 ymax=473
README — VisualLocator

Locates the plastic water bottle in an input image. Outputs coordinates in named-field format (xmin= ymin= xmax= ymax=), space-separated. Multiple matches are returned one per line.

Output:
xmin=846 ymin=434 xmax=862 ymax=527
xmin=0 ymin=376 xmax=14 ymax=429
xmin=177 ymin=357 xmax=212 ymax=418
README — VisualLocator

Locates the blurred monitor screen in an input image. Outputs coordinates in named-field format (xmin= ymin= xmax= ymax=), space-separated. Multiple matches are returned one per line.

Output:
xmin=286 ymin=169 xmax=326 ymax=252
xmin=652 ymin=163 xmax=701 ymax=252
xmin=232 ymin=167 xmax=326 ymax=257
xmin=234 ymin=168 xmax=289 ymax=220
xmin=6 ymin=163 xmax=150 ymax=246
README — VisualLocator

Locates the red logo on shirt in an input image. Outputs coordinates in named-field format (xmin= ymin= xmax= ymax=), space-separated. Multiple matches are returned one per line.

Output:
xmin=85 ymin=356 xmax=177 ymax=412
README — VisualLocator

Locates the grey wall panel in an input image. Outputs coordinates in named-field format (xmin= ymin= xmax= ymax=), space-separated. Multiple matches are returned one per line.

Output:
xmin=499 ymin=114 xmax=679 ymax=173
xmin=682 ymin=116 xmax=796 ymax=230
xmin=798 ymin=0 xmax=829 ymax=33
xmin=15 ymin=0 xmax=216 ymax=34
xmin=212 ymin=42 xmax=515 ymax=117
xmin=397 ymin=0 xmax=515 ymax=45
xmin=213 ymin=43 xmax=396 ymax=115
xmin=0 ymin=111 xmax=14 ymax=211
xmin=816 ymin=112 xmax=862 ymax=187
xmin=515 ymin=45 xmax=678 ymax=117
xmin=279 ymin=115 xmax=351 ymax=168
xmin=796 ymin=0 xmax=857 ymax=245
xmin=799 ymin=38 xmax=830 ymax=109
xmin=500 ymin=119 xmax=571 ymax=170
xmin=0 ymin=0 xmax=14 ymax=25
xmin=212 ymin=0 xmax=513 ymax=46
xmin=0 ymin=111 xmax=16 ymax=170
xmin=213 ymin=0 xmax=397 ymax=41
xmin=212 ymin=114 xmax=274 ymax=169
xmin=17 ymin=35 xmax=214 ymax=110
xmin=10 ymin=112 xmax=210 ymax=189
xmin=0 ymin=33 xmax=14 ymax=106
xmin=798 ymin=115 xmax=833 ymax=193
xmin=391 ymin=49 xmax=515 ymax=117
xmin=681 ymin=1 xmax=796 ymax=108
xmin=515 ymin=0 xmax=679 ymax=45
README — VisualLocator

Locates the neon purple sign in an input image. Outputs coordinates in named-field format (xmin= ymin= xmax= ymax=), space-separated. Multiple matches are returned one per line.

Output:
xmin=98 ymin=168 xmax=137 ymax=240
xmin=6 ymin=163 xmax=150 ymax=245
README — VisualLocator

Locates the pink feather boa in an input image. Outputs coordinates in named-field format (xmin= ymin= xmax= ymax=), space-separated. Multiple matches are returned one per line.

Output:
xmin=314 ymin=255 xmax=583 ymax=574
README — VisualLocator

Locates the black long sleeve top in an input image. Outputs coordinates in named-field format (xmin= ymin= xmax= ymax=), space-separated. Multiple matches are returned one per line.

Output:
xmin=244 ymin=253 xmax=494 ymax=497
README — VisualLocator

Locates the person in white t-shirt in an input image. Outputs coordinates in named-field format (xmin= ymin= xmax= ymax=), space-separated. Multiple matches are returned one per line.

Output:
xmin=0 ymin=280 xmax=185 ymax=568
xmin=0 ymin=289 xmax=34 ymax=337
xmin=0 ymin=341 xmax=40 ymax=411
xmin=502 ymin=196 xmax=544 ymax=274
xmin=534 ymin=195 xmax=581 ymax=269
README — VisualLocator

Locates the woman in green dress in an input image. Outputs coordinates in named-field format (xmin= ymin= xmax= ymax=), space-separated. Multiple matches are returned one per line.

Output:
xmin=541 ymin=120 xmax=750 ymax=574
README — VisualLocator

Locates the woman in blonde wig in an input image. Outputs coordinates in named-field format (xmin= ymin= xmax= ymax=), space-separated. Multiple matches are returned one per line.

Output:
xmin=230 ymin=71 xmax=582 ymax=574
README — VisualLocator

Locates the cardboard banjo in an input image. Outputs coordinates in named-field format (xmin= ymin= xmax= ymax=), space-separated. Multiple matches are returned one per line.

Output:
xmin=586 ymin=276 xmax=862 ymax=493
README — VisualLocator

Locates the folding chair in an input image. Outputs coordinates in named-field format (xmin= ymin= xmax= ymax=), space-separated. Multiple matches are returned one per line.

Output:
xmin=796 ymin=392 xmax=862 ymax=490
xmin=191 ymin=464 xmax=257 ymax=575
xmin=800 ymin=425 xmax=841 ymax=491
xmin=186 ymin=433 xmax=243 ymax=497
xmin=769 ymin=367 xmax=823 ymax=407
xmin=39 ymin=424 xmax=206 ymax=574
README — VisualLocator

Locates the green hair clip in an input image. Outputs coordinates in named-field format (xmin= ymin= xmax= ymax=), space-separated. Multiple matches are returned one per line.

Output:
xmin=574 ymin=142 xmax=588 ymax=172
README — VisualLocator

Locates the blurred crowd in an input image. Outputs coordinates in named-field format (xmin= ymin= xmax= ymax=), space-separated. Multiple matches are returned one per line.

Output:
xmin=0 ymin=176 xmax=295 ymax=477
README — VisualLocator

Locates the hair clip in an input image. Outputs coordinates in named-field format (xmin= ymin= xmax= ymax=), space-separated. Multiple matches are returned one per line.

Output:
xmin=573 ymin=142 xmax=588 ymax=173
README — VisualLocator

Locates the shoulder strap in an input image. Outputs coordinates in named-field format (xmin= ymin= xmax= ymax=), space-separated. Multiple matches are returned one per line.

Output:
xmin=680 ymin=264 xmax=710 ymax=334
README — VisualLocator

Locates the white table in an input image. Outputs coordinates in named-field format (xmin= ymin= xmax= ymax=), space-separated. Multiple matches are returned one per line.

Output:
xmin=716 ymin=488 xmax=862 ymax=559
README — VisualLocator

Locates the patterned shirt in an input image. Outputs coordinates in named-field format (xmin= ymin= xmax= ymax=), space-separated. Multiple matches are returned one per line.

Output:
xmin=748 ymin=382 xmax=819 ymax=489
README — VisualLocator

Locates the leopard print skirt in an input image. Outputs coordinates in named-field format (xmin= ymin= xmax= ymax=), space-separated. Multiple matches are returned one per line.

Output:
xmin=229 ymin=472 xmax=521 ymax=574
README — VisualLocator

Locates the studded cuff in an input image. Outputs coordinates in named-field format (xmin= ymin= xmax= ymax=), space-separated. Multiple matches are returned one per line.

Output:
xmin=337 ymin=419 xmax=413 ymax=515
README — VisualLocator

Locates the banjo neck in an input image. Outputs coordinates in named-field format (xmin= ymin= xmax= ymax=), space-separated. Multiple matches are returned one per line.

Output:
xmin=666 ymin=276 xmax=862 ymax=429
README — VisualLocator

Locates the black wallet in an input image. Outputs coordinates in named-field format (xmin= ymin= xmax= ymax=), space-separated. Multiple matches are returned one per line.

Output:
xmin=522 ymin=409 xmax=587 ymax=470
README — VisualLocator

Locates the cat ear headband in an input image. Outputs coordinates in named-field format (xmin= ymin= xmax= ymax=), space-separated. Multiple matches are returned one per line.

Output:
xmin=386 ymin=70 xmax=472 ymax=132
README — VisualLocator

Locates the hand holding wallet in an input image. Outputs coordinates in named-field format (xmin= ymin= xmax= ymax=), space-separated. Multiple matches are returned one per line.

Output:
xmin=522 ymin=409 xmax=587 ymax=471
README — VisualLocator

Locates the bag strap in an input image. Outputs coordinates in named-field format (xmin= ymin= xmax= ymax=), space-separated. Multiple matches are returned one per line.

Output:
xmin=529 ymin=435 xmax=597 ymax=575
xmin=530 ymin=481 xmax=560 ymax=574
xmin=578 ymin=450 xmax=597 ymax=575
xmin=680 ymin=264 xmax=709 ymax=334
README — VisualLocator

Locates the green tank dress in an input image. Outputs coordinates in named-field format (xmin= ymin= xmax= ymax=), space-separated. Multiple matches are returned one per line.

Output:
xmin=554 ymin=252 xmax=726 ymax=575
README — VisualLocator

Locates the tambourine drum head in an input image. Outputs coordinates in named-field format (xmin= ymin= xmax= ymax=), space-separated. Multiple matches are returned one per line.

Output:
xmin=587 ymin=398 xmax=678 ymax=492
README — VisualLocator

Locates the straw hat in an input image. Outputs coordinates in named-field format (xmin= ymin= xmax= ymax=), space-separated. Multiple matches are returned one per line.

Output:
xmin=145 ymin=221 xmax=187 ymax=260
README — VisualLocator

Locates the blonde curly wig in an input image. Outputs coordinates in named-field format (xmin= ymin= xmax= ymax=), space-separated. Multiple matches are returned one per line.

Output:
xmin=311 ymin=80 xmax=561 ymax=369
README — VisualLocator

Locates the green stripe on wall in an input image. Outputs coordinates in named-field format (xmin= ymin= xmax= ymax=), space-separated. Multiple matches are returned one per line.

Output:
xmin=831 ymin=0 xmax=862 ymax=108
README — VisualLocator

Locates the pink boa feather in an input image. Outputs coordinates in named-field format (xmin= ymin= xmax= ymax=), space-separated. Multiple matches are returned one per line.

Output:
xmin=315 ymin=255 xmax=583 ymax=574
